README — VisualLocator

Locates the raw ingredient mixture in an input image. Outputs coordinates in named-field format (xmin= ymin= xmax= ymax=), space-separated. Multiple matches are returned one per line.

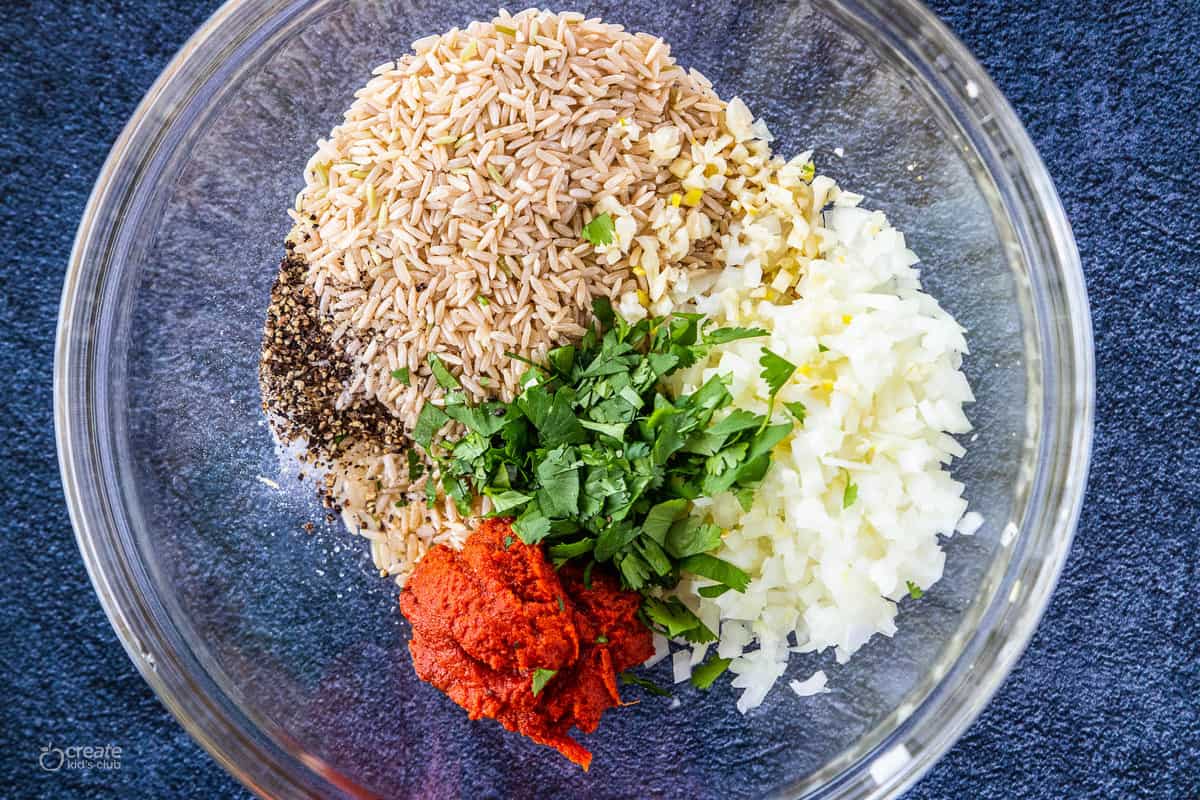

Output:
xmin=260 ymin=7 xmax=977 ymax=767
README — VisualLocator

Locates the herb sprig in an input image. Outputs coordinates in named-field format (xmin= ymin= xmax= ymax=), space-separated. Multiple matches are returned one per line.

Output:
xmin=416 ymin=299 xmax=796 ymax=638
xmin=581 ymin=213 xmax=615 ymax=246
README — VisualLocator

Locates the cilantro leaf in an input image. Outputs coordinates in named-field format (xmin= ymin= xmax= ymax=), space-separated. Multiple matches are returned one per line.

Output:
xmin=531 ymin=668 xmax=557 ymax=696
xmin=744 ymin=422 xmax=794 ymax=464
xmin=687 ymin=374 xmax=732 ymax=419
xmin=391 ymin=367 xmax=411 ymax=385
xmin=484 ymin=488 xmax=533 ymax=514
xmin=759 ymin=348 xmax=797 ymax=397
xmin=548 ymin=538 xmax=594 ymax=560
xmin=650 ymin=410 xmax=688 ymax=466
xmin=413 ymin=402 xmax=450 ymax=450
xmin=407 ymin=449 xmax=425 ymax=481
xmin=442 ymin=473 xmax=472 ymax=516
xmin=785 ymin=401 xmax=807 ymax=423
xmin=684 ymin=410 xmax=763 ymax=456
xmin=907 ymin=580 xmax=924 ymax=599
xmin=581 ymin=212 xmax=615 ymax=246
xmin=592 ymin=296 xmax=615 ymax=328
xmin=642 ymin=596 xmax=707 ymax=639
xmin=735 ymin=486 xmax=756 ymax=512
xmin=665 ymin=518 xmax=723 ymax=559
xmin=519 ymin=386 xmax=585 ymax=444
xmin=427 ymin=353 xmax=461 ymax=390
xmin=580 ymin=419 xmax=628 ymax=440
xmin=646 ymin=352 xmax=680 ymax=377
xmin=534 ymin=446 xmax=580 ymax=518
xmin=706 ymin=409 xmax=765 ymax=438
xmin=444 ymin=401 xmax=510 ymax=437
xmin=635 ymin=537 xmax=673 ymax=576
xmin=704 ymin=326 xmax=769 ymax=345
xmin=679 ymin=620 xmax=718 ymax=644
xmin=678 ymin=553 xmax=750 ymax=593
xmin=546 ymin=344 xmax=576 ymax=376
xmin=705 ymin=443 xmax=746 ymax=479
xmin=620 ymin=672 xmax=671 ymax=697
xmin=594 ymin=521 xmax=639 ymax=562
xmin=451 ymin=433 xmax=488 ymax=461
xmin=690 ymin=656 xmax=732 ymax=690
xmin=697 ymin=584 xmax=731 ymax=599
xmin=842 ymin=471 xmax=858 ymax=509
xmin=641 ymin=498 xmax=688 ymax=544
xmin=617 ymin=550 xmax=651 ymax=589
xmin=513 ymin=504 xmax=552 ymax=544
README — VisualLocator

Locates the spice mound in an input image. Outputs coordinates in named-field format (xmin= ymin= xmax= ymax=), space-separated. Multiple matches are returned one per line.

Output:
xmin=399 ymin=518 xmax=653 ymax=769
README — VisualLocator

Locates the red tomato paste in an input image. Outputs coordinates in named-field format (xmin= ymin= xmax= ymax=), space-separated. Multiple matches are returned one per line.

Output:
xmin=399 ymin=518 xmax=653 ymax=769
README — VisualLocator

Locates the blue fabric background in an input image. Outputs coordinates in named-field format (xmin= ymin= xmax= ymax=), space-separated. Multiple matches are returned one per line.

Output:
xmin=1 ymin=1 xmax=1196 ymax=797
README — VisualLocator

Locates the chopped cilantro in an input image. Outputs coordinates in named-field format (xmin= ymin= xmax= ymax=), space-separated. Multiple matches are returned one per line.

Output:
xmin=759 ymin=348 xmax=797 ymax=397
xmin=678 ymin=553 xmax=750 ymax=593
xmin=907 ymin=580 xmax=923 ymax=599
xmin=664 ymin=518 xmax=722 ymax=559
xmin=406 ymin=449 xmax=425 ymax=481
xmin=556 ymin=595 xmax=564 ymax=611
xmin=641 ymin=596 xmax=715 ymax=642
xmin=485 ymin=488 xmax=533 ymax=514
xmin=785 ymin=401 xmax=807 ymax=423
xmin=817 ymin=343 xmax=830 ymax=353
xmin=843 ymin=471 xmax=858 ymax=509
xmin=413 ymin=402 xmax=449 ymax=450
xmin=620 ymin=672 xmax=671 ymax=697
xmin=427 ymin=353 xmax=461 ymax=391
xmin=513 ymin=506 xmax=552 ymax=544
xmin=391 ymin=367 xmax=411 ymax=385
xmin=595 ymin=634 xmax=609 ymax=644
xmin=410 ymin=303 xmax=793 ymax=618
xmin=581 ymin=212 xmax=615 ymax=246
xmin=704 ymin=326 xmax=769 ymax=345
xmin=503 ymin=534 xmax=514 ymax=549
xmin=690 ymin=656 xmax=732 ymax=690
xmin=642 ymin=498 xmax=688 ymax=544
xmin=531 ymin=668 xmax=557 ymax=696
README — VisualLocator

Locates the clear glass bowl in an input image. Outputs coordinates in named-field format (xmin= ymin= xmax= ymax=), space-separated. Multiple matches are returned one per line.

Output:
xmin=56 ymin=0 xmax=1092 ymax=797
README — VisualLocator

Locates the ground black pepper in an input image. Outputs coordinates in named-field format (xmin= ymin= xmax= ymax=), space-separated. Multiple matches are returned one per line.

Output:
xmin=259 ymin=254 xmax=409 ymax=462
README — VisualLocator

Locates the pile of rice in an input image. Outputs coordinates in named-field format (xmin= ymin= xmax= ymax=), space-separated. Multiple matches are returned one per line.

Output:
xmin=288 ymin=8 xmax=733 ymax=418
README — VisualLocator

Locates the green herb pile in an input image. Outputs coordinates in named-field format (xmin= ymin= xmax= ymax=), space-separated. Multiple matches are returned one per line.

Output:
xmin=413 ymin=297 xmax=802 ymax=645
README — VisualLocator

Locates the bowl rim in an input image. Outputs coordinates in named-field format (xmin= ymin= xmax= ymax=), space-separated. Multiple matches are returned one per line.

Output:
xmin=55 ymin=1 xmax=1093 ymax=797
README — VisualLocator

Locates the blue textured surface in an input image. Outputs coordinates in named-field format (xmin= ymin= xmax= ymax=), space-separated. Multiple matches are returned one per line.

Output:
xmin=0 ymin=1 xmax=1197 ymax=798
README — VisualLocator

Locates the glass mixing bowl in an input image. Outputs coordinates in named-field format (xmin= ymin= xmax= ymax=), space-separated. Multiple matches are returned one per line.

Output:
xmin=56 ymin=0 xmax=1092 ymax=796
